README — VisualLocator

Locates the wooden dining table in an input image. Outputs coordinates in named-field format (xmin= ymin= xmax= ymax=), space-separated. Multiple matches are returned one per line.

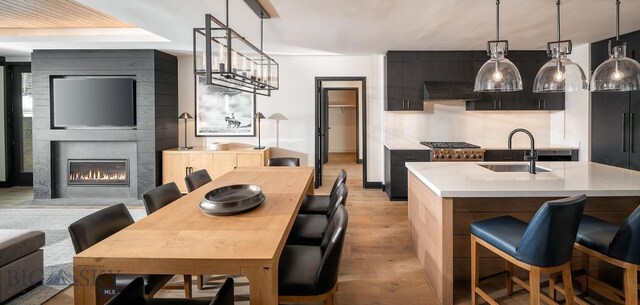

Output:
xmin=73 ymin=166 xmax=314 ymax=305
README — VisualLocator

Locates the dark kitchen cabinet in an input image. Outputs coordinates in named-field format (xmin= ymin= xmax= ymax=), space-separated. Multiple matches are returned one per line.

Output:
xmin=630 ymin=92 xmax=640 ymax=171
xmin=384 ymin=147 xmax=430 ymax=200
xmin=465 ymin=92 xmax=519 ymax=110
xmin=385 ymin=55 xmax=424 ymax=111
xmin=591 ymin=92 xmax=633 ymax=168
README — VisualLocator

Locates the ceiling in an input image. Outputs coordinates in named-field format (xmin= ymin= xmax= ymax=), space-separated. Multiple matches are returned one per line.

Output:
xmin=1 ymin=0 xmax=640 ymax=58
xmin=0 ymin=0 xmax=132 ymax=29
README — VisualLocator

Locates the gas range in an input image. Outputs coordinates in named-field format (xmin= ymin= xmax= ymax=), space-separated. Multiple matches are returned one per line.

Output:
xmin=420 ymin=142 xmax=485 ymax=161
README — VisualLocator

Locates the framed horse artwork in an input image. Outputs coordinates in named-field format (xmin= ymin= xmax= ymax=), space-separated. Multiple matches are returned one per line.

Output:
xmin=195 ymin=76 xmax=256 ymax=137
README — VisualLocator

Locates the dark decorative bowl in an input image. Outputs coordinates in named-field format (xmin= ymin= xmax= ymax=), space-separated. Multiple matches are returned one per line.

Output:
xmin=199 ymin=184 xmax=265 ymax=216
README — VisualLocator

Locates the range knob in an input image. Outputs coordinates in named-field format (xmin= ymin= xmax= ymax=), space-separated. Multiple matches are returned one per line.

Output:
xmin=476 ymin=154 xmax=483 ymax=159
xmin=464 ymin=154 xmax=469 ymax=159
xmin=471 ymin=155 xmax=476 ymax=159
xmin=455 ymin=155 xmax=461 ymax=159
xmin=446 ymin=155 xmax=452 ymax=159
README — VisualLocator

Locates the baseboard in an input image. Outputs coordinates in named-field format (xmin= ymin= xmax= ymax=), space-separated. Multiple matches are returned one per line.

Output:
xmin=0 ymin=181 xmax=11 ymax=188
xmin=363 ymin=182 xmax=382 ymax=189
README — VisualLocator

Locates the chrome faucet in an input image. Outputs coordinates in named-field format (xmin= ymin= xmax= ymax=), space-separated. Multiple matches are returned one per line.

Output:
xmin=508 ymin=128 xmax=537 ymax=174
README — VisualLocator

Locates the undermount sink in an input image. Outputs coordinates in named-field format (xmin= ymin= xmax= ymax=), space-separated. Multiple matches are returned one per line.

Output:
xmin=478 ymin=164 xmax=552 ymax=173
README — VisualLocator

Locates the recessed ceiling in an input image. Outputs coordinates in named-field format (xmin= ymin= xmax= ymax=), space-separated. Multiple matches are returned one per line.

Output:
xmin=0 ymin=0 xmax=131 ymax=29
xmin=1 ymin=0 xmax=639 ymax=57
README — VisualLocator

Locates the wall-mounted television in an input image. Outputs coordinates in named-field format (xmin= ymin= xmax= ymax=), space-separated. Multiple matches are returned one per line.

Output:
xmin=52 ymin=77 xmax=136 ymax=128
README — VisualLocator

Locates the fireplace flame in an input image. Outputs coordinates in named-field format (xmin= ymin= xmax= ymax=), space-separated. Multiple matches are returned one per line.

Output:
xmin=69 ymin=169 xmax=127 ymax=182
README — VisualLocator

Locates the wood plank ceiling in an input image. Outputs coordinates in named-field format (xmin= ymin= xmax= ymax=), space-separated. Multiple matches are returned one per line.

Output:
xmin=0 ymin=0 xmax=132 ymax=28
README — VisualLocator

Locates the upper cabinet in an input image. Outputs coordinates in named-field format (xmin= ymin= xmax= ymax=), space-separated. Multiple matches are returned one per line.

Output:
xmin=385 ymin=52 xmax=424 ymax=111
xmin=385 ymin=51 xmax=565 ymax=112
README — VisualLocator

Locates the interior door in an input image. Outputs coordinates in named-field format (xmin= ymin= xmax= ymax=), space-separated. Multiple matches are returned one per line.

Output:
xmin=321 ymin=89 xmax=329 ymax=164
xmin=591 ymin=92 xmax=630 ymax=168
xmin=6 ymin=63 xmax=33 ymax=186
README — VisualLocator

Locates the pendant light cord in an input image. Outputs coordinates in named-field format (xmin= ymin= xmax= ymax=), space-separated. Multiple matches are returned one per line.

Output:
xmin=496 ymin=0 xmax=500 ymax=41
xmin=615 ymin=0 xmax=620 ymax=41
xmin=556 ymin=0 xmax=561 ymax=42
xmin=260 ymin=13 xmax=264 ymax=52
xmin=226 ymin=0 xmax=230 ymax=27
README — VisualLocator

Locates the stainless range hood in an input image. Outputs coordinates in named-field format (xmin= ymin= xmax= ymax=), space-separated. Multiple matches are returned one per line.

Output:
xmin=423 ymin=81 xmax=481 ymax=102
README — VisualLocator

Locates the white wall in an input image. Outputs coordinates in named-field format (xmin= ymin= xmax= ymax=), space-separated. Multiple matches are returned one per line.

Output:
xmin=385 ymin=101 xmax=554 ymax=148
xmin=0 ymin=66 xmax=5 ymax=182
xmin=328 ymin=90 xmax=357 ymax=153
xmin=178 ymin=55 xmax=385 ymax=182
xmin=551 ymin=44 xmax=591 ymax=161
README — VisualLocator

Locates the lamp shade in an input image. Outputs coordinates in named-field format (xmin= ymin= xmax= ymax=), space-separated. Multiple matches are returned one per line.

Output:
xmin=268 ymin=113 xmax=288 ymax=120
xmin=533 ymin=51 xmax=588 ymax=93
xmin=178 ymin=112 xmax=193 ymax=120
xmin=474 ymin=50 xmax=523 ymax=92
xmin=591 ymin=45 xmax=640 ymax=92
xmin=254 ymin=112 xmax=266 ymax=120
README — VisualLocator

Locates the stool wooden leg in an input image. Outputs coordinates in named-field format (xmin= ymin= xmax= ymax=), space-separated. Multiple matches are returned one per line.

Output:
xmin=624 ymin=265 xmax=638 ymax=305
xmin=549 ymin=272 xmax=557 ymax=301
xmin=183 ymin=275 xmax=193 ymax=299
xmin=506 ymin=261 xmax=514 ymax=296
xmin=471 ymin=235 xmax=479 ymax=305
xmin=562 ymin=264 xmax=574 ymax=305
xmin=580 ymin=252 xmax=590 ymax=295
xmin=530 ymin=267 xmax=541 ymax=305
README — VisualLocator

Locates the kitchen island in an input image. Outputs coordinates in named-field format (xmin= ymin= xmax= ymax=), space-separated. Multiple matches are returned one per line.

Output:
xmin=406 ymin=161 xmax=640 ymax=304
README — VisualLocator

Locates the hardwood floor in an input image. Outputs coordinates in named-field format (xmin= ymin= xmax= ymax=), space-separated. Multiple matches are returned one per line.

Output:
xmin=0 ymin=186 xmax=33 ymax=208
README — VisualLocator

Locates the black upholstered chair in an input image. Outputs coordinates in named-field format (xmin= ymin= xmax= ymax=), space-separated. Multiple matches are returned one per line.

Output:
xmin=267 ymin=157 xmax=300 ymax=167
xmin=68 ymin=204 xmax=173 ymax=298
xmin=185 ymin=169 xmax=212 ymax=192
xmin=470 ymin=195 xmax=587 ymax=305
xmin=105 ymin=277 xmax=235 ymax=305
xmin=287 ymin=184 xmax=348 ymax=246
xmin=573 ymin=205 xmax=640 ymax=304
xmin=279 ymin=204 xmax=348 ymax=305
xmin=142 ymin=183 xmax=196 ymax=297
xmin=143 ymin=182 xmax=182 ymax=215
xmin=299 ymin=169 xmax=347 ymax=215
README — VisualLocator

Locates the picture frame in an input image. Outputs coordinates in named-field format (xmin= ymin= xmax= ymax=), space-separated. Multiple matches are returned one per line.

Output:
xmin=195 ymin=75 xmax=256 ymax=137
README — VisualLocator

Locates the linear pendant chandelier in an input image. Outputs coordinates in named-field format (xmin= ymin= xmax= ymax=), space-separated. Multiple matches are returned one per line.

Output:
xmin=591 ymin=0 xmax=640 ymax=92
xmin=193 ymin=0 xmax=279 ymax=96
xmin=533 ymin=0 xmax=587 ymax=93
xmin=474 ymin=0 xmax=522 ymax=92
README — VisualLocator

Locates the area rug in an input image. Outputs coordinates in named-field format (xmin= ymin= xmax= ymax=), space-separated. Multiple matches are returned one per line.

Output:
xmin=0 ymin=208 xmax=145 ymax=305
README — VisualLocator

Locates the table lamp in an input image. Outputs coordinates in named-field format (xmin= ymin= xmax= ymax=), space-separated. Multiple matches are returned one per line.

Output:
xmin=178 ymin=112 xmax=193 ymax=150
xmin=268 ymin=113 xmax=288 ymax=148
xmin=254 ymin=112 xmax=266 ymax=150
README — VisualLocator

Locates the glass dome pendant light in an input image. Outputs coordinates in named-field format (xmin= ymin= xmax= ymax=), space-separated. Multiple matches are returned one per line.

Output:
xmin=474 ymin=0 xmax=523 ymax=92
xmin=533 ymin=0 xmax=587 ymax=93
xmin=591 ymin=0 xmax=640 ymax=92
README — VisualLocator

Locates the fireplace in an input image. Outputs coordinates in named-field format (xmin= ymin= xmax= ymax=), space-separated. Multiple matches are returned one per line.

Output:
xmin=68 ymin=160 xmax=129 ymax=186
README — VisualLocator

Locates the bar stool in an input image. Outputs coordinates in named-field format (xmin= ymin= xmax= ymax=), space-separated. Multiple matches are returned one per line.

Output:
xmin=573 ymin=205 xmax=640 ymax=305
xmin=470 ymin=195 xmax=587 ymax=305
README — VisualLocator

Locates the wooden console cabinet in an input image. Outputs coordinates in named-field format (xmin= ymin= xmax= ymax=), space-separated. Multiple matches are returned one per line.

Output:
xmin=162 ymin=147 xmax=271 ymax=193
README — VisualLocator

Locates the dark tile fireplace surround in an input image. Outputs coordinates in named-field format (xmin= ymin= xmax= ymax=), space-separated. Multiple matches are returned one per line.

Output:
xmin=32 ymin=50 xmax=178 ymax=199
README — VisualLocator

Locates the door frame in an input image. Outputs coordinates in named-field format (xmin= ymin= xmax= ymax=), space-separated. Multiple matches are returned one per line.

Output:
xmin=314 ymin=77 xmax=368 ymax=189
xmin=0 ymin=58 xmax=7 ymax=187
xmin=321 ymin=87 xmax=359 ymax=164
xmin=5 ymin=62 xmax=33 ymax=186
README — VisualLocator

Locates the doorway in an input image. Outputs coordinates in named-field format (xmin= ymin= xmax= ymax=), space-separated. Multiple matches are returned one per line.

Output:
xmin=315 ymin=77 xmax=367 ymax=188
xmin=6 ymin=63 xmax=33 ymax=186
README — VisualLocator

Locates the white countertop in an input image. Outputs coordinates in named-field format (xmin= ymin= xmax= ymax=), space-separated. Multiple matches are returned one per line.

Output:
xmin=384 ymin=140 xmax=429 ymax=150
xmin=384 ymin=140 xmax=578 ymax=151
xmin=406 ymin=161 xmax=640 ymax=198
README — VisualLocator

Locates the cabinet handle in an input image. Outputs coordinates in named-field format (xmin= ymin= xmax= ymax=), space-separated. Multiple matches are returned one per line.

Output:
xmin=537 ymin=100 xmax=541 ymax=109
xmin=543 ymin=100 xmax=546 ymax=109
xmin=632 ymin=113 xmax=636 ymax=153
xmin=623 ymin=113 xmax=628 ymax=152
xmin=407 ymin=100 xmax=411 ymax=109
xmin=493 ymin=100 xmax=497 ymax=109
xmin=186 ymin=167 xmax=189 ymax=176
xmin=498 ymin=100 xmax=502 ymax=109
xmin=401 ymin=100 xmax=405 ymax=109
xmin=404 ymin=157 xmax=416 ymax=160
xmin=189 ymin=167 xmax=194 ymax=174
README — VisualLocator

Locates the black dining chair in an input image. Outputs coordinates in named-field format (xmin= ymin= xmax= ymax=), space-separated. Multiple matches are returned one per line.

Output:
xmin=279 ymin=204 xmax=348 ymax=305
xmin=573 ymin=205 xmax=640 ymax=304
xmin=143 ymin=182 xmax=182 ymax=215
xmin=267 ymin=157 xmax=300 ymax=167
xmin=68 ymin=203 xmax=173 ymax=298
xmin=185 ymin=169 xmax=212 ymax=192
xmin=470 ymin=195 xmax=587 ymax=305
xmin=105 ymin=277 xmax=235 ymax=305
xmin=299 ymin=169 xmax=347 ymax=215
xmin=287 ymin=184 xmax=348 ymax=246
xmin=142 ymin=183 xmax=196 ymax=297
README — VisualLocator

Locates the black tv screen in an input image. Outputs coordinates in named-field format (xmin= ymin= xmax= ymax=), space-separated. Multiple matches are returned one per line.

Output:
xmin=52 ymin=77 xmax=136 ymax=128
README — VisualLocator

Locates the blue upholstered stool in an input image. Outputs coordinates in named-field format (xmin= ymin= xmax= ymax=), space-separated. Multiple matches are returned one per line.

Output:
xmin=574 ymin=205 xmax=640 ymax=305
xmin=470 ymin=195 xmax=587 ymax=305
